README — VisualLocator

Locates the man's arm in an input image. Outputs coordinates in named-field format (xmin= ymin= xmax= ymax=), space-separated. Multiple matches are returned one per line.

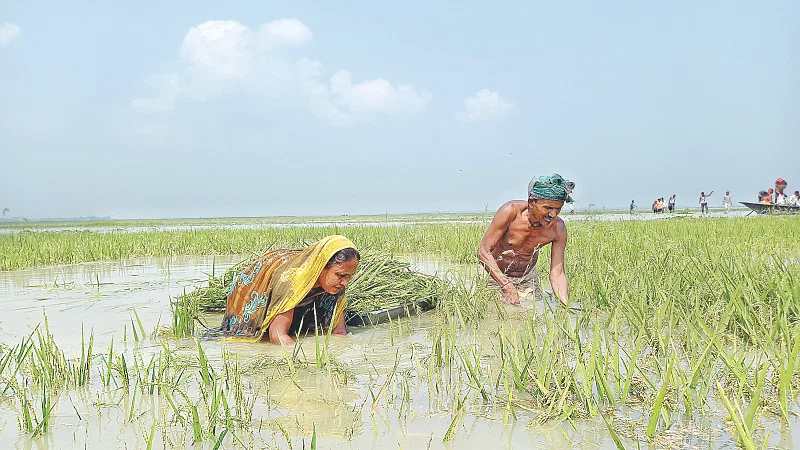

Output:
xmin=549 ymin=223 xmax=569 ymax=306
xmin=477 ymin=203 xmax=519 ymax=305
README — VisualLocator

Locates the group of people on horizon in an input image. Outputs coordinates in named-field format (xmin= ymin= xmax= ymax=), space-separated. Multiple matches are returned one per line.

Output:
xmin=650 ymin=195 xmax=677 ymax=214
xmin=759 ymin=178 xmax=799 ymax=207
xmin=630 ymin=189 xmax=735 ymax=215
xmin=220 ymin=173 xmax=575 ymax=344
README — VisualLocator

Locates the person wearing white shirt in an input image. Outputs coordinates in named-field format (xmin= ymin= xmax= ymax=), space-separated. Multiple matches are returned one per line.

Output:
xmin=722 ymin=190 xmax=732 ymax=214
xmin=789 ymin=191 xmax=800 ymax=208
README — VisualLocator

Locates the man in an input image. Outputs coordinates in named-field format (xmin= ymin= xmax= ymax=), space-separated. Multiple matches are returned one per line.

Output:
xmin=789 ymin=191 xmax=800 ymax=207
xmin=630 ymin=200 xmax=636 ymax=214
xmin=478 ymin=174 xmax=573 ymax=306
xmin=722 ymin=190 xmax=732 ymax=213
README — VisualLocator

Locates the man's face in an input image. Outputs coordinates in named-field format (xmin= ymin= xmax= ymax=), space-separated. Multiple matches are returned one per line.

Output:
xmin=528 ymin=199 xmax=564 ymax=228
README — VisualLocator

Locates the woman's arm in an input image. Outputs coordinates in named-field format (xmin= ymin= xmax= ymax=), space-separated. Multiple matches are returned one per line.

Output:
xmin=268 ymin=309 xmax=296 ymax=345
xmin=331 ymin=313 xmax=347 ymax=336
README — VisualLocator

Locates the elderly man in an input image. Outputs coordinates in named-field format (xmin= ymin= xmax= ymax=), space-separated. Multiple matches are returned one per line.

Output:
xmin=478 ymin=174 xmax=574 ymax=306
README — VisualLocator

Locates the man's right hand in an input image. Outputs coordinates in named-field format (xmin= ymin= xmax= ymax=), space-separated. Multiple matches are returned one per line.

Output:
xmin=500 ymin=283 xmax=520 ymax=305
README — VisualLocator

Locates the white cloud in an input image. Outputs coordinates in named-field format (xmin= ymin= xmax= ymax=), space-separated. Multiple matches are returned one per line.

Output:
xmin=0 ymin=23 xmax=21 ymax=47
xmin=328 ymin=70 xmax=430 ymax=114
xmin=180 ymin=20 xmax=252 ymax=80
xmin=258 ymin=18 xmax=312 ymax=48
xmin=458 ymin=89 xmax=515 ymax=122
xmin=132 ymin=18 xmax=428 ymax=125
xmin=297 ymin=66 xmax=431 ymax=126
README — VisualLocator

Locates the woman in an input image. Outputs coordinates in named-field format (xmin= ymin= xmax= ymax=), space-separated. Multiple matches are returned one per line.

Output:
xmin=760 ymin=189 xmax=773 ymax=204
xmin=221 ymin=235 xmax=360 ymax=344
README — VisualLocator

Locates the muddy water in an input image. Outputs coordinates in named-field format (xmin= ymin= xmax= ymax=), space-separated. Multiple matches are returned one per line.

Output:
xmin=0 ymin=257 xmax=797 ymax=449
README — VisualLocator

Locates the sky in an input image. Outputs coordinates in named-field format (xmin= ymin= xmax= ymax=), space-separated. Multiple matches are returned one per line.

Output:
xmin=1 ymin=1 xmax=798 ymax=219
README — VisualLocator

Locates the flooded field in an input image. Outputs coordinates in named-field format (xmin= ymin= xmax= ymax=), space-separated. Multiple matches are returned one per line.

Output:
xmin=0 ymin=256 xmax=609 ymax=449
xmin=1 ymin=216 xmax=799 ymax=449
xmin=0 ymin=253 xmax=798 ymax=449
xmin=0 ymin=210 xmax=753 ymax=236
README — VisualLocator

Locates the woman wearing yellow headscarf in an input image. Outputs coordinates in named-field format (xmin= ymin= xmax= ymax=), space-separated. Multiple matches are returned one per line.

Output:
xmin=221 ymin=235 xmax=360 ymax=344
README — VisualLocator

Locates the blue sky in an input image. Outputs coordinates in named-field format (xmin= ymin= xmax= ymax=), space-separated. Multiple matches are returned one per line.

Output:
xmin=1 ymin=1 xmax=798 ymax=219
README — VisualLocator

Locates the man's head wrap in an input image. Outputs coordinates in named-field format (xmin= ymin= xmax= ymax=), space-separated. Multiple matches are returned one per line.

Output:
xmin=528 ymin=173 xmax=575 ymax=203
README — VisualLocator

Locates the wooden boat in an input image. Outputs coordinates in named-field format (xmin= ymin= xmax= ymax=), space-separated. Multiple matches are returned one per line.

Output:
xmin=740 ymin=202 xmax=800 ymax=215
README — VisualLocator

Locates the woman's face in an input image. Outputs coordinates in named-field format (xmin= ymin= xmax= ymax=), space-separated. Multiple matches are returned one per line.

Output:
xmin=317 ymin=258 xmax=359 ymax=295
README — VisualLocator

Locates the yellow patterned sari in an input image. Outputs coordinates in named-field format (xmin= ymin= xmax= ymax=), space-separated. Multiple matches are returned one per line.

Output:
xmin=221 ymin=235 xmax=356 ymax=342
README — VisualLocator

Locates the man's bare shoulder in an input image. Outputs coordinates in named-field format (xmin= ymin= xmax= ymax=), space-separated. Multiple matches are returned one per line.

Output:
xmin=553 ymin=217 xmax=568 ymax=239
xmin=495 ymin=200 xmax=527 ymax=215
xmin=490 ymin=200 xmax=526 ymax=224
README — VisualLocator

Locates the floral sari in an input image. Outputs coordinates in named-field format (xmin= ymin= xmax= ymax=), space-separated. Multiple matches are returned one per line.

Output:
xmin=221 ymin=235 xmax=356 ymax=342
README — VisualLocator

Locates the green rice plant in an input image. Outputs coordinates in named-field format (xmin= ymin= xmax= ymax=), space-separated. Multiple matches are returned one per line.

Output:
xmin=132 ymin=308 xmax=146 ymax=341
xmin=442 ymin=393 xmax=468 ymax=442
xmin=19 ymin=392 xmax=36 ymax=434
xmin=212 ymin=429 xmax=228 ymax=450
xmin=191 ymin=405 xmax=202 ymax=443
xmin=1 ymin=330 xmax=36 ymax=396
xmin=716 ymin=380 xmax=756 ymax=450
xmin=599 ymin=411 xmax=627 ymax=450
xmin=170 ymin=290 xmax=198 ymax=338
xmin=76 ymin=326 xmax=93 ymax=387
xmin=744 ymin=361 xmax=768 ymax=434
xmin=104 ymin=337 xmax=114 ymax=387
xmin=146 ymin=419 xmax=157 ymax=450
xmin=645 ymin=358 xmax=673 ymax=439
xmin=197 ymin=340 xmax=212 ymax=385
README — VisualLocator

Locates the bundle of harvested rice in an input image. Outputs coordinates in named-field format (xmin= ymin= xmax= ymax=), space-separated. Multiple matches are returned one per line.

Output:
xmin=180 ymin=251 xmax=446 ymax=314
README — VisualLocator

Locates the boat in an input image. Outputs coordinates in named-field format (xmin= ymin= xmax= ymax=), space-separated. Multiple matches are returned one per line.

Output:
xmin=345 ymin=298 xmax=435 ymax=327
xmin=740 ymin=202 xmax=800 ymax=215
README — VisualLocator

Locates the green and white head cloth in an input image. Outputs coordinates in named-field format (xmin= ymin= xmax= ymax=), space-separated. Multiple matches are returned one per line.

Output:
xmin=528 ymin=173 xmax=575 ymax=203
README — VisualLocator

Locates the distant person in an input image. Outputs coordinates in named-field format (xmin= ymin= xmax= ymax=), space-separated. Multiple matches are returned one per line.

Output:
xmin=221 ymin=235 xmax=359 ymax=345
xmin=776 ymin=189 xmax=788 ymax=205
xmin=568 ymin=202 xmax=575 ymax=215
xmin=789 ymin=191 xmax=800 ymax=207
xmin=667 ymin=194 xmax=676 ymax=214
xmin=775 ymin=178 xmax=787 ymax=203
xmin=760 ymin=189 xmax=774 ymax=204
xmin=699 ymin=191 xmax=713 ymax=215
xmin=722 ymin=190 xmax=732 ymax=214
xmin=478 ymin=174 xmax=574 ymax=306
xmin=653 ymin=198 xmax=665 ymax=214
xmin=630 ymin=200 xmax=636 ymax=214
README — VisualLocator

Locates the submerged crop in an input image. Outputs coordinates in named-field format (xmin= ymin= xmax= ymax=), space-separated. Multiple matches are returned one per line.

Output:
xmin=0 ymin=215 xmax=799 ymax=448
